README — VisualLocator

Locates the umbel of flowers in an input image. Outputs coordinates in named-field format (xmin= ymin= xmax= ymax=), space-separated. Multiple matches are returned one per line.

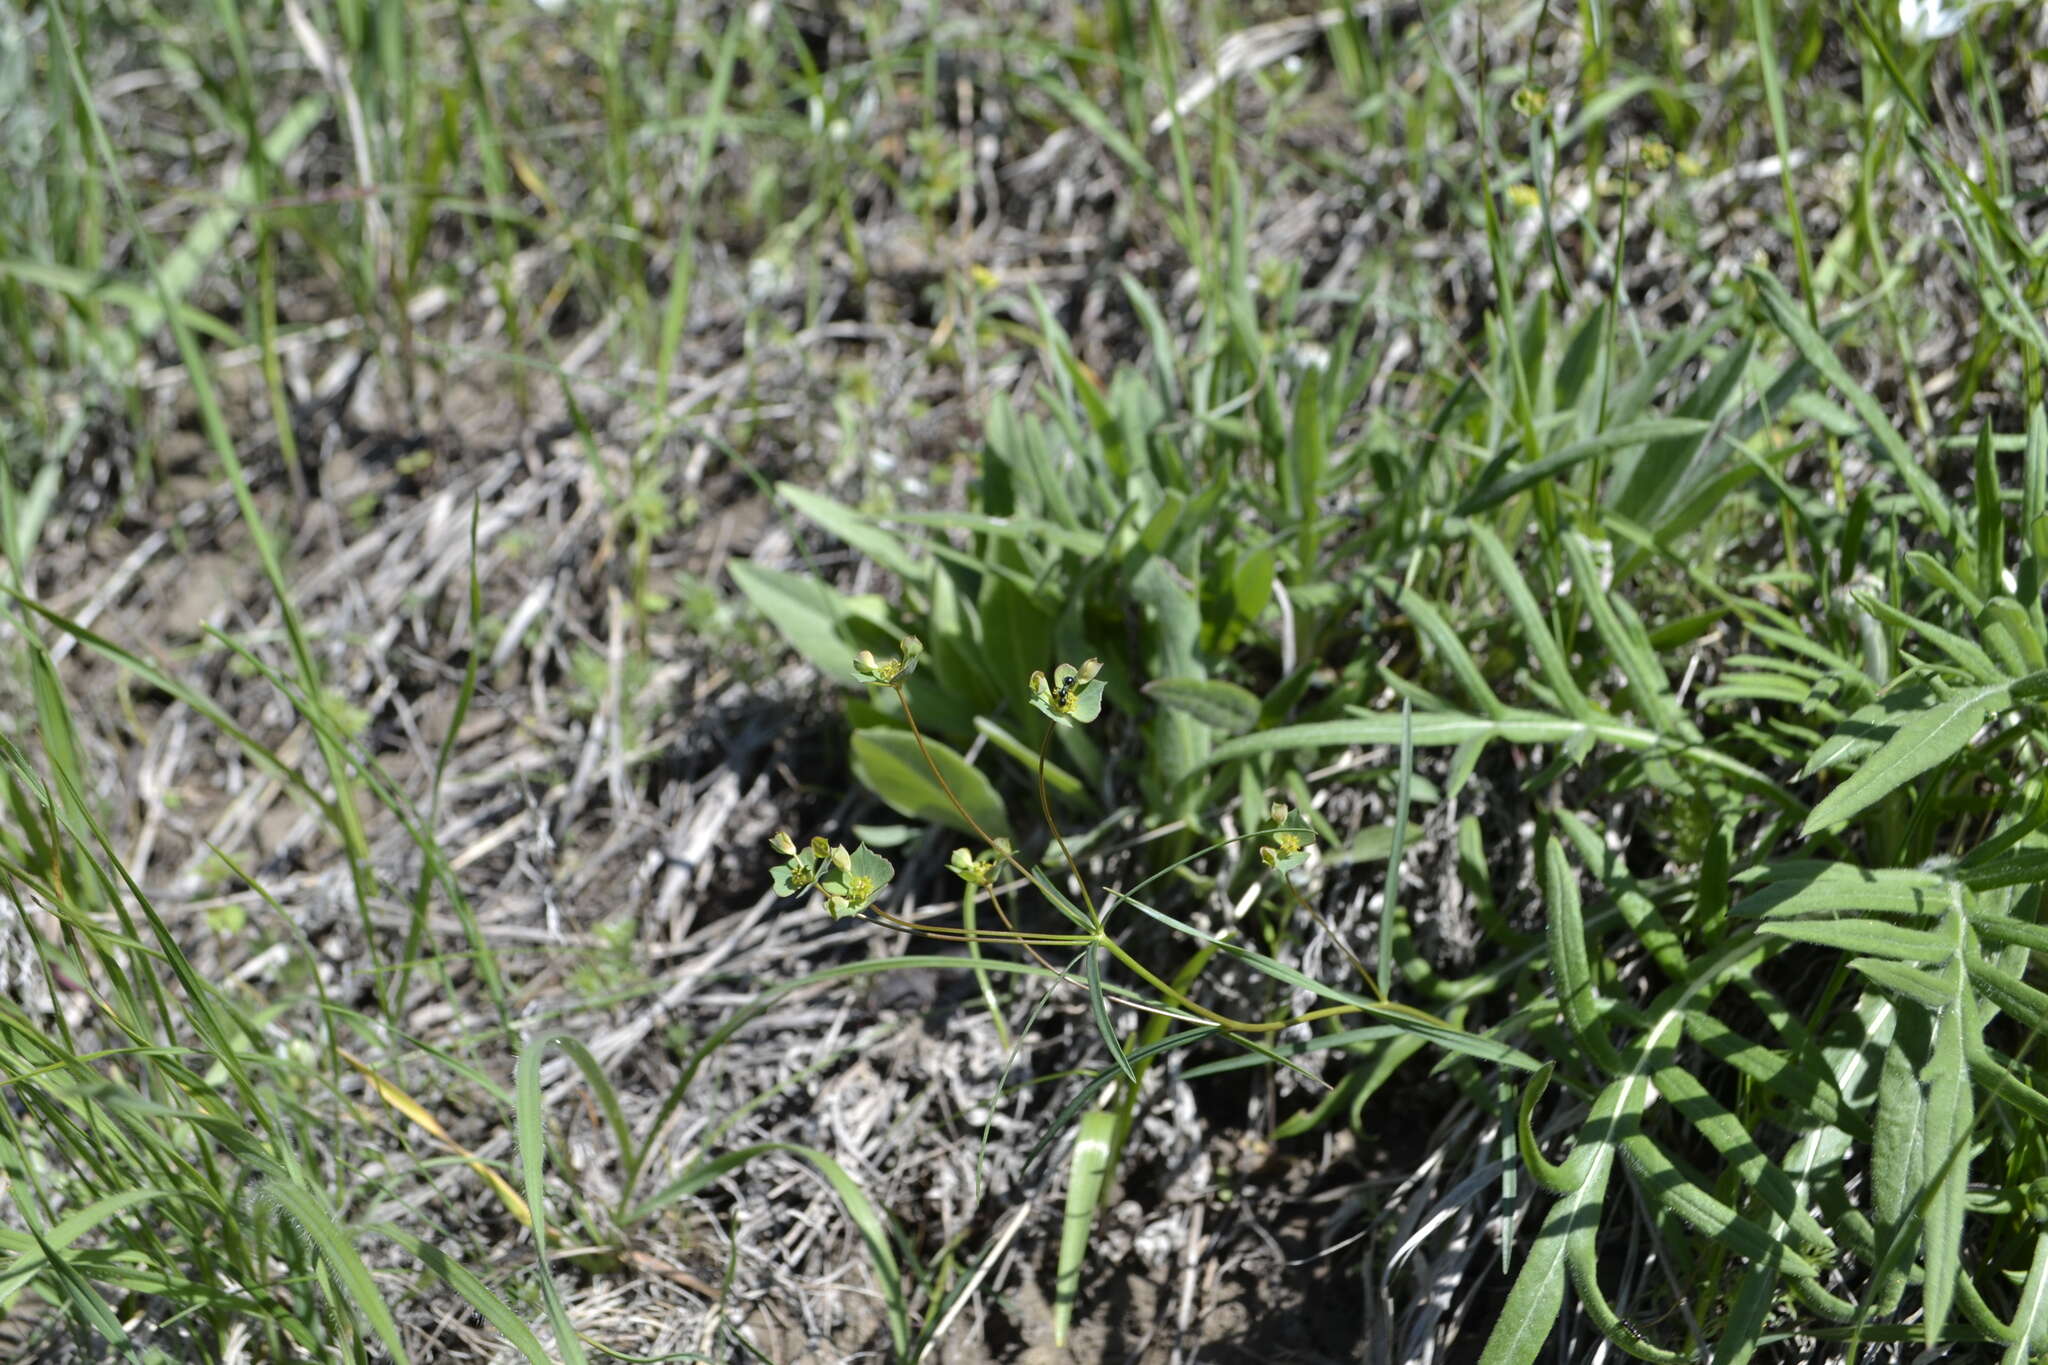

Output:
xmin=769 ymin=829 xmax=894 ymax=920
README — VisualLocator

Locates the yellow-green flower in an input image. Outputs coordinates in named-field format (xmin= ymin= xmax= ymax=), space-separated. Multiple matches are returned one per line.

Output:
xmin=853 ymin=636 xmax=925 ymax=685
xmin=1029 ymin=658 xmax=1106 ymax=727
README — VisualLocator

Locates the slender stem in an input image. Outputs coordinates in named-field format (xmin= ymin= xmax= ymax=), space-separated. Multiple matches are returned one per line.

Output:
xmin=1037 ymin=722 xmax=1098 ymax=926
xmin=1285 ymin=870 xmax=1387 ymax=1004
xmin=962 ymin=885 xmax=1013 ymax=1053
xmin=982 ymin=878 xmax=1063 ymax=973
xmin=891 ymin=683 xmax=1053 ymax=897
xmin=877 ymin=681 xmax=1437 ymax=1040
xmin=1098 ymin=937 xmax=1350 ymax=1034
xmin=868 ymin=907 xmax=1088 ymax=946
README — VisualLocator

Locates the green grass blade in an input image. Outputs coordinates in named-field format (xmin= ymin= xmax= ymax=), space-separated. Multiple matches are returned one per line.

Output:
xmin=1377 ymin=702 xmax=1413 ymax=1001
xmin=252 ymin=1178 xmax=413 ymax=1364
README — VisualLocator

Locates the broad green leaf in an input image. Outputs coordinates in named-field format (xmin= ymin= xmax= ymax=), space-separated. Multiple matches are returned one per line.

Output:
xmin=850 ymin=729 xmax=1014 ymax=840
xmin=1130 ymin=554 xmax=1208 ymax=798
xmin=1143 ymin=677 xmax=1261 ymax=734
xmin=729 ymin=559 xmax=865 ymax=686
xmin=1871 ymin=999 xmax=1931 ymax=1316
xmin=1802 ymin=683 xmax=2010 ymax=835
xmin=777 ymin=482 xmax=922 ymax=582
xmin=977 ymin=575 xmax=1054 ymax=715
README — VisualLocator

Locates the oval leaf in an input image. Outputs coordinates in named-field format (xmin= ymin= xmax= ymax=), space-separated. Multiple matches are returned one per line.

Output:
xmin=850 ymin=728 xmax=1014 ymax=841
xmin=1143 ymin=677 xmax=1261 ymax=734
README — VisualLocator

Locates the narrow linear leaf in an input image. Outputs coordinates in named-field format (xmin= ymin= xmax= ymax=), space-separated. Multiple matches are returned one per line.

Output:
xmin=1870 ymin=1003 xmax=1933 ymax=1314
xmin=1802 ymin=683 xmax=2010 ymax=835
xmin=1731 ymin=861 xmax=1956 ymax=919
xmin=252 ymin=1180 xmax=413 ymax=1365
xmin=1210 ymin=709 xmax=1794 ymax=798
xmin=1468 ymin=523 xmax=1596 ymax=719
xmin=1379 ymin=702 xmax=1414 ymax=1000
xmin=1541 ymin=837 xmax=1623 ymax=1072
xmin=1747 ymin=266 xmax=1951 ymax=536
xmin=1920 ymin=923 xmax=1974 ymax=1344
xmin=1457 ymin=419 xmax=1713 ymax=515
xmin=1758 ymin=917 xmax=1951 ymax=960
xmin=655 ymin=1142 xmax=909 ymax=1356
xmin=1084 ymin=946 xmax=1137 ymax=1087
xmin=2002 ymin=1233 xmax=2048 ymax=1365
xmin=1481 ymin=1131 xmax=1612 ymax=1365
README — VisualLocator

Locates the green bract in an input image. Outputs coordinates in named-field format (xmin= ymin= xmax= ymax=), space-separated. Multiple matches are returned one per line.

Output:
xmin=769 ymin=834 xmax=893 ymax=920
xmin=769 ymin=830 xmax=820 ymax=898
xmin=1260 ymin=803 xmax=1313 ymax=872
xmin=817 ymin=843 xmax=894 ymax=920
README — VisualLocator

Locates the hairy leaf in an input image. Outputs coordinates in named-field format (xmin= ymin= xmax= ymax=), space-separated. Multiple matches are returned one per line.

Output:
xmin=1802 ymin=683 xmax=2009 ymax=835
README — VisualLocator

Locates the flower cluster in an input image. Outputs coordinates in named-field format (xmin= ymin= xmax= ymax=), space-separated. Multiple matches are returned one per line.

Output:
xmin=1028 ymin=658 xmax=1106 ymax=727
xmin=853 ymin=637 xmax=924 ymax=686
xmin=947 ymin=839 xmax=1013 ymax=889
xmin=1259 ymin=803 xmax=1314 ymax=872
xmin=769 ymin=831 xmax=895 ymax=919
